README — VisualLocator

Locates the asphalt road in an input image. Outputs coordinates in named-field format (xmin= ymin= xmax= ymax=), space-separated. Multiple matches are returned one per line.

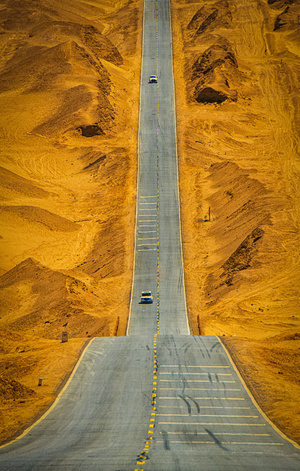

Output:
xmin=146 ymin=335 xmax=300 ymax=471
xmin=127 ymin=0 xmax=188 ymax=337
xmin=0 ymin=0 xmax=299 ymax=470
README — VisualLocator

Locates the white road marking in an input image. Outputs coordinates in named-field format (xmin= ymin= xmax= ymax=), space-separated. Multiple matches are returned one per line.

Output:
xmin=138 ymin=238 xmax=157 ymax=240
xmin=156 ymin=440 xmax=283 ymax=446
xmin=159 ymin=372 xmax=233 ymax=376
xmin=159 ymin=390 xmax=239 ymax=393
xmin=159 ymin=432 xmax=271 ymax=437
xmin=196 ymin=397 xmax=245 ymax=401
xmin=157 ymin=414 xmax=259 ymax=418
xmin=158 ymin=405 xmax=250 ymax=410
xmin=159 ymin=382 xmax=236 ymax=386
xmin=138 ymin=248 xmax=157 ymax=251
xmin=160 ymin=365 xmax=231 ymax=368
xmin=159 ymin=378 xmax=235 ymax=384
xmin=138 ymin=243 xmax=158 ymax=246
xmin=158 ymin=422 xmax=267 ymax=426
xmin=159 ymin=397 xmax=245 ymax=401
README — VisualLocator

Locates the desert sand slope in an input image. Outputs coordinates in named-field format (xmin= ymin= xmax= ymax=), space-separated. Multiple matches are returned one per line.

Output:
xmin=172 ymin=0 xmax=300 ymax=443
xmin=0 ymin=0 xmax=143 ymax=444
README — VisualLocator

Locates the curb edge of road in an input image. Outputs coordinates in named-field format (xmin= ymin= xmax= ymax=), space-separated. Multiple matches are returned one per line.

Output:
xmin=219 ymin=337 xmax=300 ymax=450
xmin=0 ymin=337 xmax=96 ymax=450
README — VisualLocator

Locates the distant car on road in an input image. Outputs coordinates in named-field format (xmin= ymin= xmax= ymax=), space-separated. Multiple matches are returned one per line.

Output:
xmin=148 ymin=75 xmax=158 ymax=83
xmin=139 ymin=291 xmax=154 ymax=304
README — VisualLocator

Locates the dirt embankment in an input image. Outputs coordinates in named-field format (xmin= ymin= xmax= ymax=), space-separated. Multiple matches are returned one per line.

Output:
xmin=172 ymin=0 xmax=300 ymax=444
xmin=0 ymin=0 xmax=143 ymax=444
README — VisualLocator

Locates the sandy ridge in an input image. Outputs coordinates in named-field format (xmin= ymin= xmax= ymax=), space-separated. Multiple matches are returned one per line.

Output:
xmin=0 ymin=0 xmax=143 ymax=444
xmin=172 ymin=0 xmax=300 ymax=443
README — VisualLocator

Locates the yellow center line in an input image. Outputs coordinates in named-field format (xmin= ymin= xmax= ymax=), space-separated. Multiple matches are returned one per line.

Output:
xmin=135 ymin=2 xmax=160 ymax=468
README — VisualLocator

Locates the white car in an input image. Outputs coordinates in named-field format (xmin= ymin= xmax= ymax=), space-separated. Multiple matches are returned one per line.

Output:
xmin=148 ymin=75 xmax=158 ymax=83
xmin=139 ymin=291 xmax=154 ymax=304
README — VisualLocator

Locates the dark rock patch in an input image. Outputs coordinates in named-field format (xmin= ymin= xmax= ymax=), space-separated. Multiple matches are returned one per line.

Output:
xmin=78 ymin=124 xmax=104 ymax=137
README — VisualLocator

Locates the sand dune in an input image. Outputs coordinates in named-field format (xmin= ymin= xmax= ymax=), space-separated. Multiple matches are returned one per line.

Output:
xmin=0 ymin=0 xmax=141 ymax=443
xmin=172 ymin=0 xmax=300 ymax=443
xmin=0 ymin=167 xmax=50 ymax=199
xmin=0 ymin=257 xmax=111 ymax=338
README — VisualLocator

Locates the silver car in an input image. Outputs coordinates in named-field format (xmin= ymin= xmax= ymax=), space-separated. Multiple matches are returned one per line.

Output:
xmin=148 ymin=75 xmax=158 ymax=83
xmin=139 ymin=291 xmax=154 ymax=304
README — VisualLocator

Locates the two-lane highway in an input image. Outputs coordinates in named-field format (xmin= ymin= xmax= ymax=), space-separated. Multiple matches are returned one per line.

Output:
xmin=127 ymin=0 xmax=189 ymax=337
xmin=0 ymin=1 xmax=299 ymax=470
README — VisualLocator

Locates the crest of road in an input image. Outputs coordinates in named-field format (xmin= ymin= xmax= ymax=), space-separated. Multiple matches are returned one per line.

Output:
xmin=0 ymin=1 xmax=299 ymax=470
